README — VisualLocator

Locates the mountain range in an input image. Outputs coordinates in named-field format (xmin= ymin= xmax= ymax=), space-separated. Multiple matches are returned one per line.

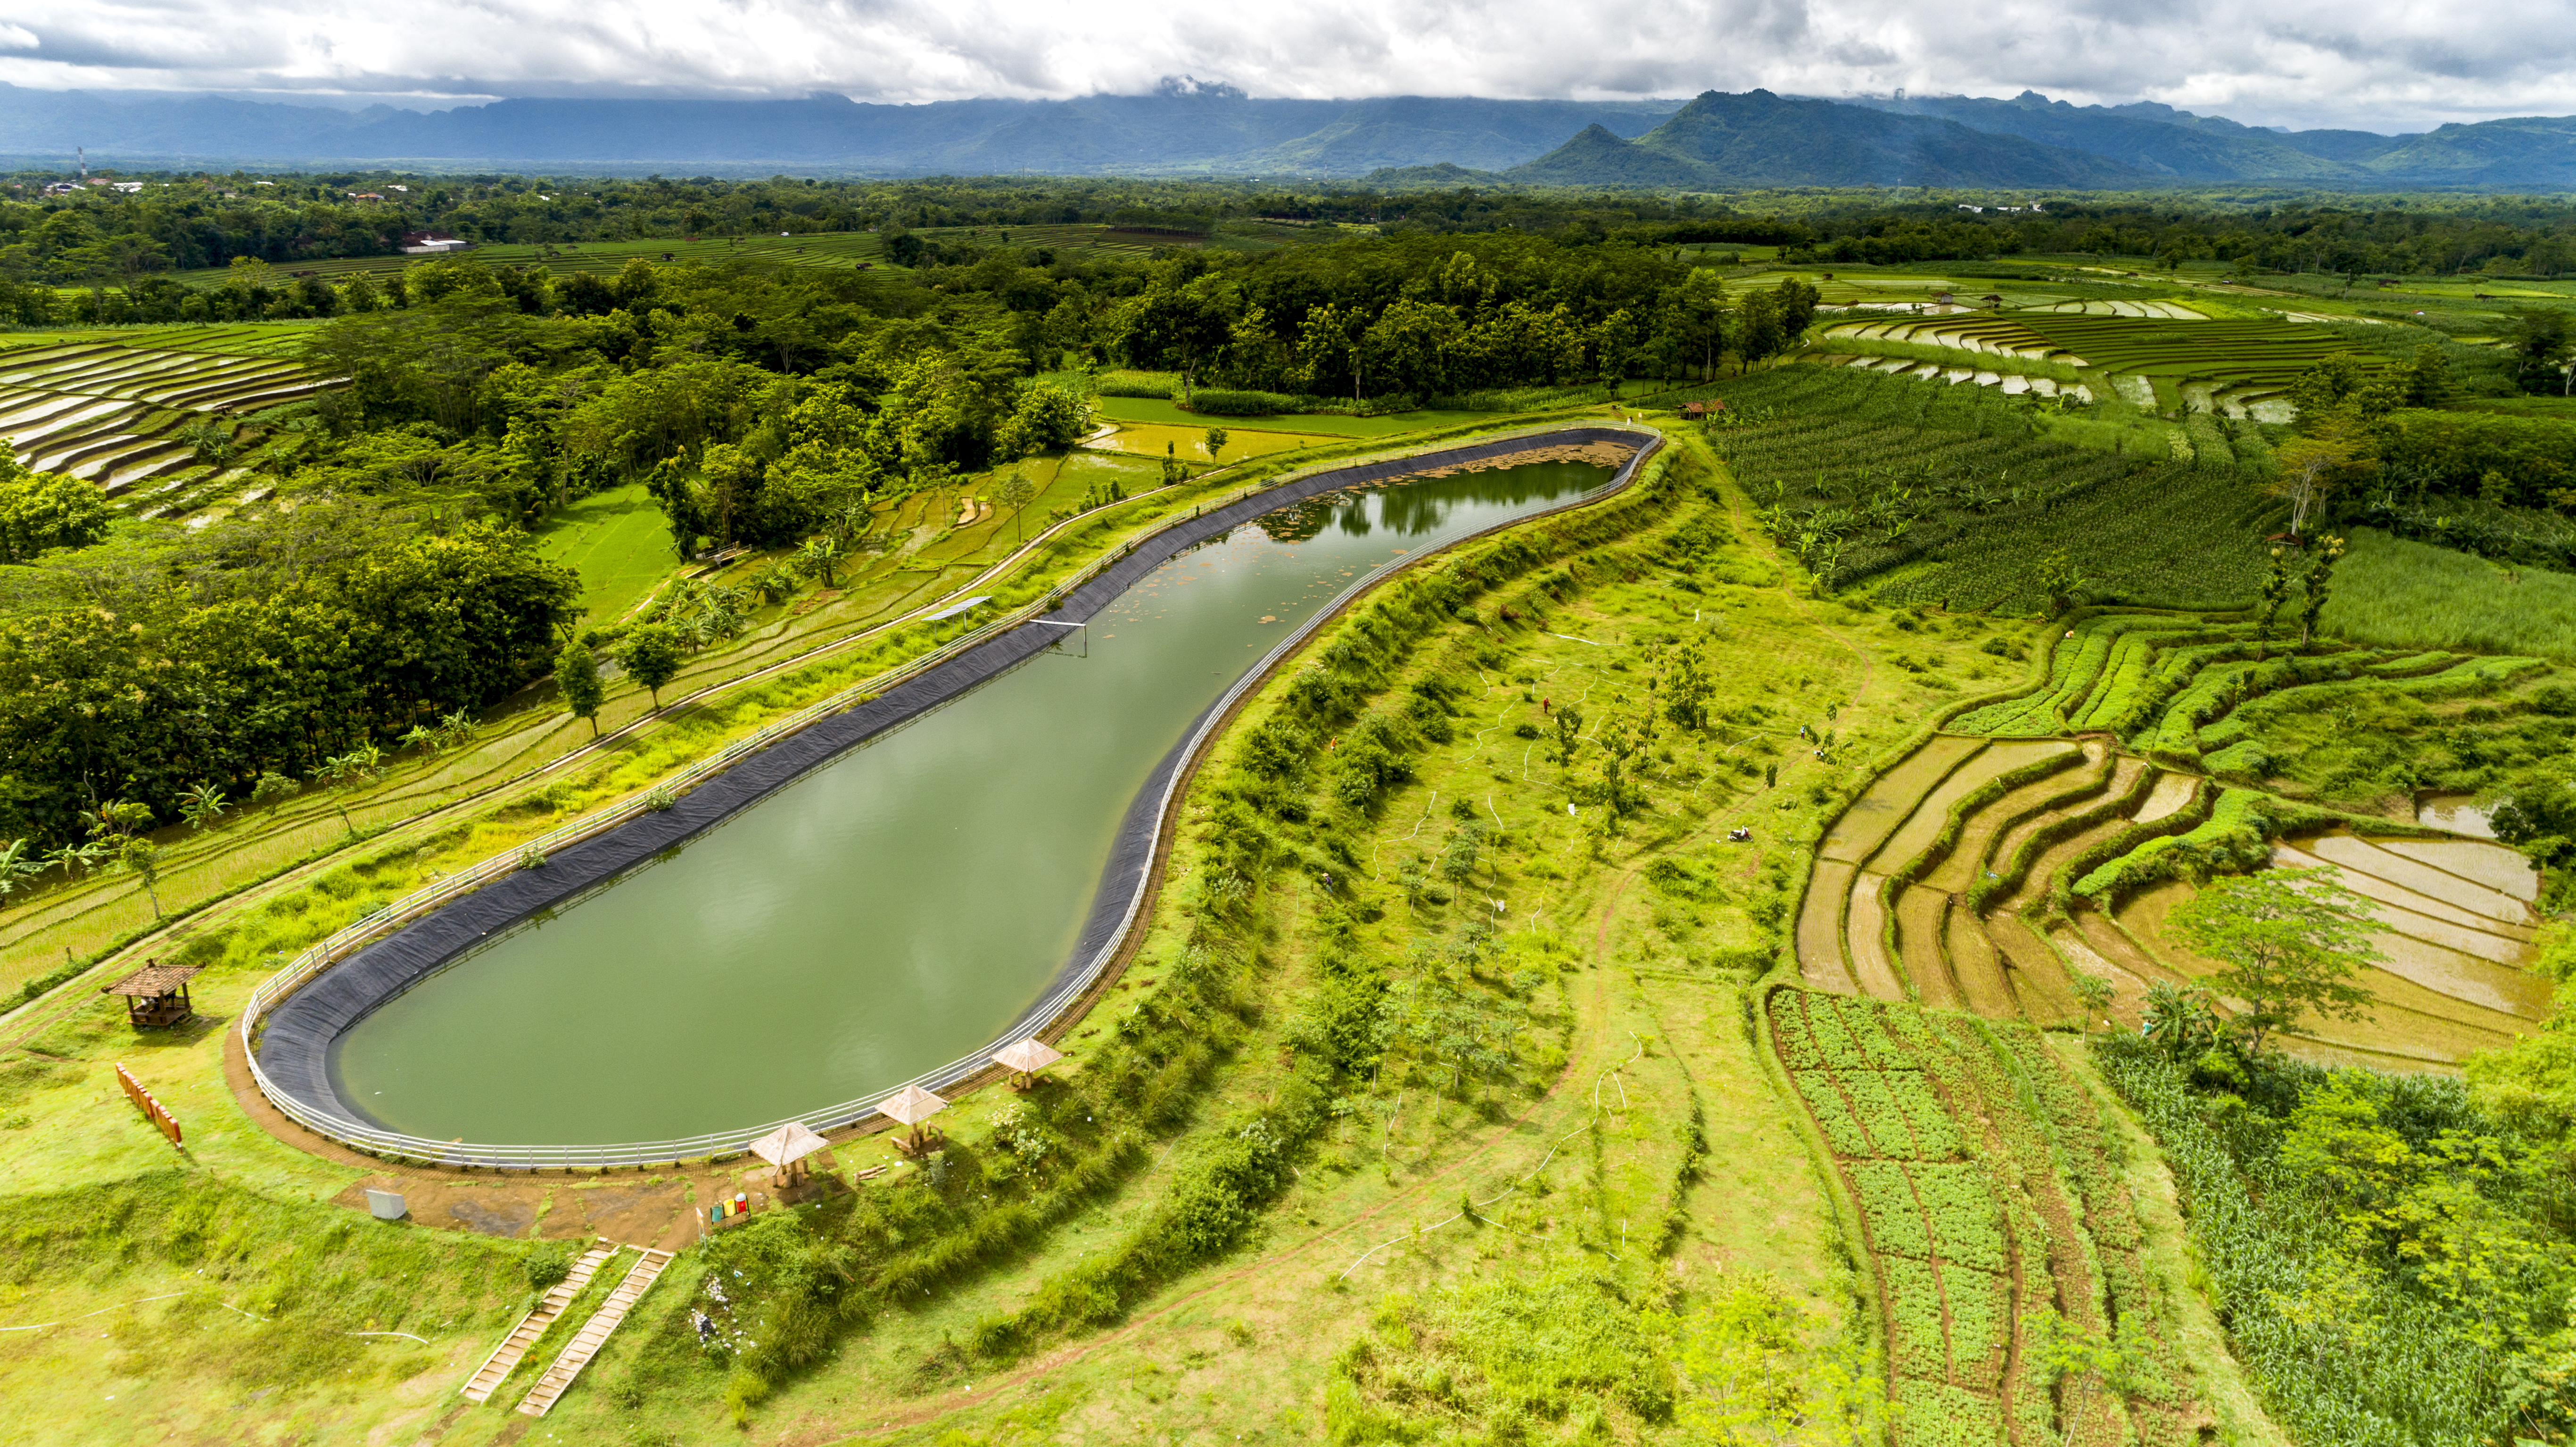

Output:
xmin=1 ymin=80 xmax=2571 ymax=189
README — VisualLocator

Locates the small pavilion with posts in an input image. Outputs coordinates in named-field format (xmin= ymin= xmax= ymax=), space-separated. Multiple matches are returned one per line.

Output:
xmin=748 ymin=1121 xmax=830 ymax=1188
xmin=101 ymin=960 xmax=202 ymax=1030
xmin=876 ymin=1085 xmax=949 ymax=1157
xmin=991 ymin=1037 xmax=1063 ymax=1091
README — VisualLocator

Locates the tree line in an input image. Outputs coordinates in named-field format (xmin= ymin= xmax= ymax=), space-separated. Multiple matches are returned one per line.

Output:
xmin=9 ymin=169 xmax=2573 ymax=309
xmin=0 ymin=243 xmax=1096 ymax=859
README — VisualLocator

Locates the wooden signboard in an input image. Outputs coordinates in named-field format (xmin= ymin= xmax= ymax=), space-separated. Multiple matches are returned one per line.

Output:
xmin=115 ymin=1064 xmax=182 ymax=1147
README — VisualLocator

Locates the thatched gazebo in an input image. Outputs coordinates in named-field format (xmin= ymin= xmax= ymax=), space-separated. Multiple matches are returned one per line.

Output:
xmin=991 ymin=1038 xmax=1063 ymax=1092
xmin=102 ymin=960 xmax=201 ymax=1030
xmin=875 ymin=1085 xmax=949 ymax=1156
xmin=748 ymin=1121 xmax=829 ymax=1187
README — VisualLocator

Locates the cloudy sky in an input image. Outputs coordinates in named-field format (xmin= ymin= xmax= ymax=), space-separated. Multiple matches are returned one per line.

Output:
xmin=0 ymin=0 xmax=2568 ymax=132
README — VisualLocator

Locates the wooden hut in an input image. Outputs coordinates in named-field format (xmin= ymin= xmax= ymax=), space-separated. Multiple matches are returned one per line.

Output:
xmin=875 ymin=1085 xmax=948 ymax=1156
xmin=102 ymin=960 xmax=201 ymax=1029
xmin=991 ymin=1038 xmax=1063 ymax=1091
xmin=748 ymin=1121 xmax=829 ymax=1188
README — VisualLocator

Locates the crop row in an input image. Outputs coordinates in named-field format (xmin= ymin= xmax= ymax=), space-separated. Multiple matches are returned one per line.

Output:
xmin=1771 ymin=990 xmax=2199 ymax=1445
xmin=1714 ymin=369 xmax=2268 ymax=609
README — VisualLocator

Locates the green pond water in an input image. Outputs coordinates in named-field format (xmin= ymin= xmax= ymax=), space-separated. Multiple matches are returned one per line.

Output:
xmin=334 ymin=459 xmax=1611 ymax=1144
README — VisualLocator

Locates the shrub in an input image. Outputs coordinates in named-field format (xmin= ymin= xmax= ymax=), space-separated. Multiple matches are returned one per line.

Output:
xmin=525 ymin=1250 xmax=572 ymax=1292
xmin=1094 ymin=370 xmax=1177 ymax=399
xmin=1182 ymin=388 xmax=1298 ymax=416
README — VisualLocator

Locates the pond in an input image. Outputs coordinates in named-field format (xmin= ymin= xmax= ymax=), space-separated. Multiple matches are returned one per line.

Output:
xmin=331 ymin=458 xmax=1612 ymax=1144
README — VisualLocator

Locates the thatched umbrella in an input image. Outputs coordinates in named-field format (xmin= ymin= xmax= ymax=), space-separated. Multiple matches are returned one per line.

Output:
xmin=875 ymin=1084 xmax=948 ymax=1153
xmin=748 ymin=1120 xmax=828 ymax=1186
xmin=991 ymin=1038 xmax=1063 ymax=1091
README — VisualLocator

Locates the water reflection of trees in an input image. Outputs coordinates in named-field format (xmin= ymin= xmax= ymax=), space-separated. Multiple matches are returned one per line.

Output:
xmin=1251 ymin=462 xmax=1610 ymax=546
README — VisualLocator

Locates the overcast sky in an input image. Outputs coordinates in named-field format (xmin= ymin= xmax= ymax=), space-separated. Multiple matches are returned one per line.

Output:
xmin=0 ymin=0 xmax=2568 ymax=133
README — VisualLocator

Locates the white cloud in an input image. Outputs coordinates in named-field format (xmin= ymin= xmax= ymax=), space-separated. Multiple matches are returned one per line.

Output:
xmin=0 ymin=0 xmax=2564 ymax=131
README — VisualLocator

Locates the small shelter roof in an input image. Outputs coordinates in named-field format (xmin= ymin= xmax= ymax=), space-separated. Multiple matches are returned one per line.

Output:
xmin=103 ymin=961 xmax=202 ymax=997
xmin=748 ymin=1121 xmax=829 ymax=1168
xmin=992 ymin=1038 xmax=1063 ymax=1074
xmin=875 ymin=1084 xmax=948 ymax=1127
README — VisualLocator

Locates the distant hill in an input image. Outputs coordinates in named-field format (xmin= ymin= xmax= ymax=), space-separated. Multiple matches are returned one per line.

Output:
xmin=1845 ymin=91 xmax=2354 ymax=180
xmin=1845 ymin=90 xmax=2576 ymax=187
xmin=2359 ymin=115 xmax=2576 ymax=188
xmin=0 ymin=82 xmax=1676 ymax=176
xmin=1512 ymin=91 xmax=2145 ymax=188
xmin=1360 ymin=162 xmax=1509 ymax=187
xmin=1 ymin=79 xmax=2570 ymax=190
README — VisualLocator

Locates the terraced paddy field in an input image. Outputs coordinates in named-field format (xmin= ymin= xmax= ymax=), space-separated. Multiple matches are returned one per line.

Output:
xmin=1811 ymin=312 xmax=2387 ymax=419
xmin=1769 ymin=989 xmax=2208 ymax=1447
xmin=0 ymin=340 xmax=326 ymax=497
xmin=1795 ymin=609 xmax=2559 ymax=1069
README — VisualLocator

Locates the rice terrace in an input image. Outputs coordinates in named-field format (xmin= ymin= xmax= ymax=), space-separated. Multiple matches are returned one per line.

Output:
xmin=0 ymin=113 xmax=2574 ymax=1447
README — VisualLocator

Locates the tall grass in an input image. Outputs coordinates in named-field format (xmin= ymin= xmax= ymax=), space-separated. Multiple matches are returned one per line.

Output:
xmin=2323 ymin=529 xmax=2576 ymax=659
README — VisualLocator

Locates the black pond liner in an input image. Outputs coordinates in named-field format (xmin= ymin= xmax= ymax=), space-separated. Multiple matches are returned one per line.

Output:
xmin=254 ymin=425 xmax=1659 ymax=1161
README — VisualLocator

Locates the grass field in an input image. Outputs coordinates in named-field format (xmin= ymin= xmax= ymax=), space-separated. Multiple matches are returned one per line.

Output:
xmin=1087 ymin=419 xmax=1345 ymax=460
xmin=533 ymin=482 xmax=678 ymax=625
xmin=0 ymin=321 xmax=327 ymax=358
xmin=2324 ymin=528 xmax=2576 ymax=658
xmin=162 ymin=231 xmax=889 ymax=287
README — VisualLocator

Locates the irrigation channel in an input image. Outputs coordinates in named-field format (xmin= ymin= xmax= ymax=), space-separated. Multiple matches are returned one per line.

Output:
xmin=248 ymin=428 xmax=1655 ymax=1165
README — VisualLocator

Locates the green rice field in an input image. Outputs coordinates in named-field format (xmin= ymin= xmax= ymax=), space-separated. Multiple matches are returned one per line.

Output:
xmin=533 ymin=482 xmax=679 ymax=625
xmin=2322 ymin=528 xmax=2576 ymax=659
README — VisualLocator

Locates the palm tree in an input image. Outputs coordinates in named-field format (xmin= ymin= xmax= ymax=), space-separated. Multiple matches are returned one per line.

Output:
xmin=44 ymin=840 xmax=101 ymax=878
xmin=0 ymin=837 xmax=44 ymax=903
xmin=799 ymin=534 xmax=846 ymax=589
xmin=177 ymin=782 xmax=228 ymax=833
xmin=322 ymin=744 xmax=385 ymax=836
